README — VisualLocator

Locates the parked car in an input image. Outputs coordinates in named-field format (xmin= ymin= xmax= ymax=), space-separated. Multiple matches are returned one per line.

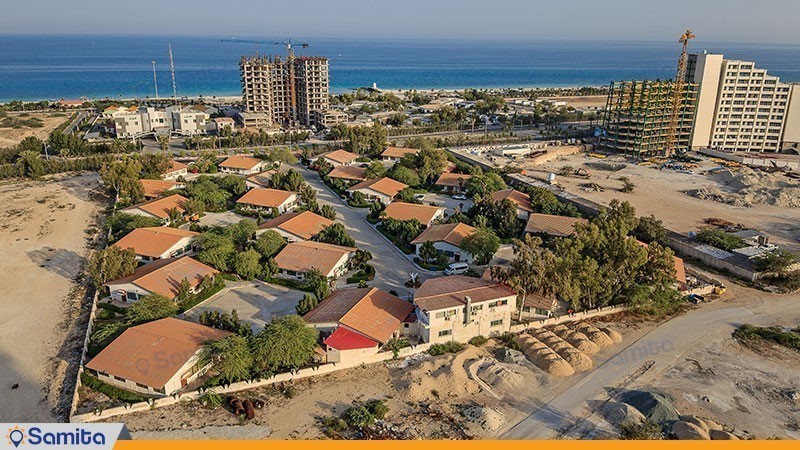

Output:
xmin=444 ymin=262 xmax=469 ymax=276
xmin=413 ymin=193 xmax=426 ymax=201
xmin=452 ymin=193 xmax=467 ymax=200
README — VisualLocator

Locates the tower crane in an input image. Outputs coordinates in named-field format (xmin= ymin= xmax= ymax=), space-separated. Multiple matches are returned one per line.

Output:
xmin=665 ymin=29 xmax=696 ymax=157
xmin=220 ymin=38 xmax=308 ymax=59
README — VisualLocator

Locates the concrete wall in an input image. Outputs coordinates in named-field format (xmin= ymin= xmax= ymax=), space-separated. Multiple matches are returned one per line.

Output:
xmin=690 ymin=53 xmax=724 ymax=149
xmin=418 ymin=296 xmax=514 ymax=344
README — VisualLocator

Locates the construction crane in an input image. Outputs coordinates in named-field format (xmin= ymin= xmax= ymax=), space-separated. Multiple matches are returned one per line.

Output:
xmin=665 ymin=29 xmax=696 ymax=157
xmin=222 ymin=38 xmax=310 ymax=126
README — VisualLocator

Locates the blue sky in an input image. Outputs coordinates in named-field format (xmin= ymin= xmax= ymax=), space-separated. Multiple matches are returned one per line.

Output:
xmin=2 ymin=0 xmax=799 ymax=44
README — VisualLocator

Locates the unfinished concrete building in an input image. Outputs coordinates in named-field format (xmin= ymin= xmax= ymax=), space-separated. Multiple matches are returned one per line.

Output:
xmin=599 ymin=80 xmax=698 ymax=157
xmin=240 ymin=55 xmax=330 ymax=129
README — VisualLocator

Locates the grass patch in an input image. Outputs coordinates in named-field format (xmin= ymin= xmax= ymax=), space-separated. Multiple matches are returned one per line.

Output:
xmin=733 ymin=324 xmax=800 ymax=352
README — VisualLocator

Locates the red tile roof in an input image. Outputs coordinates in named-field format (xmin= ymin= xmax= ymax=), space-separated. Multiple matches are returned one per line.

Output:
xmin=140 ymin=179 xmax=179 ymax=198
xmin=318 ymin=149 xmax=358 ymax=165
xmin=492 ymin=189 xmax=534 ymax=213
xmin=524 ymin=213 xmax=588 ymax=237
xmin=328 ymin=166 xmax=367 ymax=181
xmin=122 ymin=194 xmax=188 ymax=220
xmin=86 ymin=318 xmax=230 ymax=389
xmin=236 ymin=188 xmax=297 ymax=208
xmin=259 ymin=211 xmax=334 ymax=240
xmin=435 ymin=172 xmax=472 ymax=187
xmin=381 ymin=146 xmax=419 ymax=159
xmin=383 ymin=202 xmax=444 ymax=225
xmin=273 ymin=241 xmax=356 ymax=276
xmin=323 ymin=327 xmax=378 ymax=351
xmin=114 ymin=227 xmax=198 ymax=259
xmin=105 ymin=256 xmax=218 ymax=299
xmin=347 ymin=177 xmax=408 ymax=197
xmin=219 ymin=155 xmax=264 ymax=170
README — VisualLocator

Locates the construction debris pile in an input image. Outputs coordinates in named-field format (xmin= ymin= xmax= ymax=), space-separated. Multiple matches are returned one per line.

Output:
xmin=687 ymin=167 xmax=800 ymax=208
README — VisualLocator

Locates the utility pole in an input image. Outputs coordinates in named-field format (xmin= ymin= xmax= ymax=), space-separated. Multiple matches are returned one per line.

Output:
xmin=151 ymin=60 xmax=159 ymax=99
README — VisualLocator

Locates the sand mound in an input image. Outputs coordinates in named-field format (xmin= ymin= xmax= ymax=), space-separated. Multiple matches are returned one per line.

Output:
xmin=689 ymin=168 xmax=800 ymax=208
xmin=398 ymin=345 xmax=482 ymax=400
xmin=551 ymin=327 xmax=600 ymax=355
xmin=518 ymin=335 xmax=574 ymax=377
xmin=476 ymin=362 xmax=524 ymax=391
xmin=600 ymin=327 xmax=623 ymax=343
xmin=574 ymin=322 xmax=614 ymax=347
xmin=462 ymin=405 xmax=505 ymax=431
xmin=672 ymin=420 xmax=710 ymax=440
xmin=532 ymin=330 xmax=593 ymax=371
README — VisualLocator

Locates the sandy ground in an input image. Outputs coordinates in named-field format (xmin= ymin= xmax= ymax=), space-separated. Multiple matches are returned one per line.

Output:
xmin=0 ymin=112 xmax=67 ymax=147
xmin=0 ymin=173 xmax=106 ymax=421
xmin=541 ymin=96 xmax=607 ymax=109
xmin=523 ymin=153 xmax=800 ymax=253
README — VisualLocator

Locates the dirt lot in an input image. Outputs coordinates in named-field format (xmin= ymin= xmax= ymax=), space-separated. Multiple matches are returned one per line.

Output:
xmin=523 ymin=153 xmax=800 ymax=253
xmin=542 ymin=95 xmax=607 ymax=109
xmin=0 ymin=173 xmax=106 ymax=421
xmin=0 ymin=112 xmax=67 ymax=147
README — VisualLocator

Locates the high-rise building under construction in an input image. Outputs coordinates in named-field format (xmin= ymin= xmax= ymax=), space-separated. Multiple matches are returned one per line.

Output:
xmin=240 ymin=55 xmax=330 ymax=128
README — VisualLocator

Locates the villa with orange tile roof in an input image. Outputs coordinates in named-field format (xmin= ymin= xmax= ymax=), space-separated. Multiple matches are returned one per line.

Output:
xmin=327 ymin=165 xmax=367 ymax=184
xmin=236 ymin=188 xmax=299 ymax=214
xmin=410 ymin=222 xmax=478 ymax=264
xmin=121 ymin=194 xmax=188 ymax=224
xmin=113 ymin=227 xmax=199 ymax=262
xmin=347 ymin=177 xmax=408 ymax=204
xmin=163 ymin=160 xmax=188 ymax=180
xmin=258 ymin=210 xmax=334 ymax=242
xmin=104 ymin=256 xmax=218 ymax=303
xmin=310 ymin=149 xmax=358 ymax=167
xmin=219 ymin=155 xmax=268 ymax=175
xmin=85 ymin=318 xmax=229 ymax=396
xmin=140 ymin=179 xmax=182 ymax=199
xmin=491 ymin=188 xmax=535 ymax=219
xmin=273 ymin=241 xmax=356 ymax=279
xmin=435 ymin=172 xmax=472 ymax=193
xmin=524 ymin=213 xmax=588 ymax=238
xmin=380 ymin=146 xmax=419 ymax=164
xmin=304 ymin=287 xmax=415 ymax=364
xmin=382 ymin=202 xmax=445 ymax=227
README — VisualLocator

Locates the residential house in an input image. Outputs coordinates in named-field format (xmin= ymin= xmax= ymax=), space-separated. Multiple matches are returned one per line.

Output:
xmin=410 ymin=222 xmax=477 ymax=264
xmin=312 ymin=109 xmax=349 ymax=129
xmin=311 ymin=149 xmax=358 ymax=167
xmin=258 ymin=210 xmax=334 ymax=242
xmin=491 ymin=189 xmax=534 ymax=219
xmin=163 ymin=160 xmax=188 ymax=180
xmin=219 ymin=155 xmax=268 ymax=175
xmin=273 ymin=240 xmax=356 ymax=280
xmin=303 ymin=287 xmax=415 ymax=364
xmin=140 ymin=179 xmax=181 ymax=200
xmin=413 ymin=275 xmax=515 ymax=344
xmin=481 ymin=267 xmax=557 ymax=320
xmin=236 ymin=188 xmax=299 ymax=215
xmin=244 ymin=164 xmax=287 ymax=190
xmin=327 ymin=166 xmax=367 ymax=184
xmin=120 ymin=194 xmax=188 ymax=224
xmin=212 ymin=117 xmax=236 ymax=135
xmin=113 ymin=227 xmax=199 ymax=262
xmin=524 ymin=213 xmax=588 ymax=238
xmin=435 ymin=173 xmax=472 ymax=193
xmin=381 ymin=146 xmax=419 ymax=164
xmin=104 ymin=256 xmax=218 ymax=303
xmin=85 ymin=318 xmax=230 ymax=396
xmin=347 ymin=177 xmax=408 ymax=205
xmin=383 ymin=202 xmax=445 ymax=227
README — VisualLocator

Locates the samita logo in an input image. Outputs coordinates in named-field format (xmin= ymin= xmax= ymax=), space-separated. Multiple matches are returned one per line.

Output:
xmin=4 ymin=426 xmax=106 ymax=447
xmin=6 ymin=426 xmax=25 ymax=448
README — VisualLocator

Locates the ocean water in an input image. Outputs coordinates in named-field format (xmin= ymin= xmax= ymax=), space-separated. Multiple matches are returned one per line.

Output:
xmin=1 ymin=35 xmax=799 ymax=102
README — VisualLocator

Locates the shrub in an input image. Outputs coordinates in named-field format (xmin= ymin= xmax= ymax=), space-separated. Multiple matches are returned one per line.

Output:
xmin=620 ymin=420 xmax=663 ymax=440
xmin=428 ymin=341 xmax=465 ymax=356
xmin=364 ymin=399 xmax=389 ymax=420
xmin=80 ymin=372 xmax=147 ymax=403
xmin=499 ymin=332 xmax=521 ymax=351
xmin=469 ymin=335 xmax=488 ymax=347
xmin=695 ymin=228 xmax=747 ymax=252
xmin=342 ymin=405 xmax=374 ymax=428
xmin=321 ymin=416 xmax=348 ymax=432
xmin=199 ymin=389 xmax=223 ymax=409
xmin=346 ymin=264 xmax=375 ymax=284
xmin=733 ymin=324 xmax=800 ymax=351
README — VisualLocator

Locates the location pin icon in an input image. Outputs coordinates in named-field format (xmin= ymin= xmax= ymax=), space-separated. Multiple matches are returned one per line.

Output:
xmin=9 ymin=429 xmax=24 ymax=448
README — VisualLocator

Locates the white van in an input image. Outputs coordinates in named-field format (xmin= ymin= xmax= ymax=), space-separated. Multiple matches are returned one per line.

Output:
xmin=444 ymin=262 xmax=469 ymax=276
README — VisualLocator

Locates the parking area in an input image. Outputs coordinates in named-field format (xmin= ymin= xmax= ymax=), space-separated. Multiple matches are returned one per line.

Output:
xmin=194 ymin=211 xmax=255 ymax=228
xmin=420 ymin=193 xmax=473 ymax=216
xmin=184 ymin=280 xmax=306 ymax=332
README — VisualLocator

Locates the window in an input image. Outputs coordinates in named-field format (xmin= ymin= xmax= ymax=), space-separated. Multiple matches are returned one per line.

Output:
xmin=490 ymin=319 xmax=504 ymax=327
xmin=126 ymin=291 xmax=138 ymax=301
xmin=136 ymin=382 xmax=149 ymax=390
xmin=438 ymin=330 xmax=452 ymax=337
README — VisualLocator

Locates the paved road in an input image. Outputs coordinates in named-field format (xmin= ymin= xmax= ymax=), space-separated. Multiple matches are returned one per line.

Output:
xmin=501 ymin=286 xmax=800 ymax=439
xmin=298 ymin=166 xmax=430 ymax=299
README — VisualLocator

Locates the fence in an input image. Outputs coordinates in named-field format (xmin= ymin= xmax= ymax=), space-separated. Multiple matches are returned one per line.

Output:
xmin=69 ymin=303 xmax=626 ymax=423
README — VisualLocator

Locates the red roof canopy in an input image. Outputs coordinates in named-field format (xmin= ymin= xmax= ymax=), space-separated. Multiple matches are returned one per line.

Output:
xmin=323 ymin=327 xmax=378 ymax=351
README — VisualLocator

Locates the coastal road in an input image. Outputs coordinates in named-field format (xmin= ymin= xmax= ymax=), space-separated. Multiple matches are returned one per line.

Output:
xmin=297 ymin=166 xmax=430 ymax=299
xmin=501 ymin=286 xmax=800 ymax=439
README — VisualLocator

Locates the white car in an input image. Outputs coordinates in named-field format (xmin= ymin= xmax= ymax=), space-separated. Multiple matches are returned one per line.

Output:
xmin=452 ymin=193 xmax=467 ymax=200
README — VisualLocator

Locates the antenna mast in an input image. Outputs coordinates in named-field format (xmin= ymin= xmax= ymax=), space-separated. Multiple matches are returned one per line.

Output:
xmin=151 ymin=60 xmax=159 ymax=99
xmin=168 ymin=44 xmax=178 ymax=102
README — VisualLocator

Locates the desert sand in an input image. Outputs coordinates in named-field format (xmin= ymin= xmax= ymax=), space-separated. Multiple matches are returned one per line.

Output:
xmin=0 ymin=112 xmax=67 ymax=148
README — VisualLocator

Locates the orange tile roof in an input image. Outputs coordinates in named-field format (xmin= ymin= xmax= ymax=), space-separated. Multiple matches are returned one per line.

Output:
xmin=105 ymin=256 xmax=218 ymax=299
xmin=524 ymin=213 xmax=588 ymax=237
xmin=140 ymin=179 xmax=179 ymax=198
xmin=236 ymin=188 xmax=297 ymax=208
xmin=260 ymin=211 xmax=334 ymax=240
xmin=383 ymin=202 xmax=444 ymax=225
xmin=492 ymin=189 xmax=534 ymax=212
xmin=114 ymin=227 xmax=199 ymax=259
xmin=274 ymin=241 xmax=356 ymax=276
xmin=318 ymin=149 xmax=358 ymax=165
xmin=122 ymin=194 xmax=188 ymax=220
xmin=304 ymin=287 xmax=414 ymax=343
xmin=328 ymin=165 xmax=367 ymax=181
xmin=166 ymin=160 xmax=188 ymax=173
xmin=381 ymin=146 xmax=419 ymax=159
xmin=347 ymin=177 xmax=408 ymax=197
xmin=410 ymin=222 xmax=475 ymax=246
xmin=219 ymin=155 xmax=264 ymax=170
xmin=86 ymin=318 xmax=230 ymax=389
xmin=435 ymin=172 xmax=472 ymax=187
xmin=414 ymin=275 xmax=516 ymax=312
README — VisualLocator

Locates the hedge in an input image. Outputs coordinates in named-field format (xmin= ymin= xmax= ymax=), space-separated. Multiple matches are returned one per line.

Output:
xmin=346 ymin=264 xmax=375 ymax=284
xmin=80 ymin=372 xmax=148 ymax=403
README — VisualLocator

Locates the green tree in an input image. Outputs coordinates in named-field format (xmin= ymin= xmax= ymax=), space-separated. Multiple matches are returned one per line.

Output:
xmin=419 ymin=241 xmax=438 ymax=264
xmin=100 ymin=157 xmax=144 ymax=203
xmin=465 ymin=172 xmax=507 ymax=197
xmin=254 ymin=230 xmax=286 ymax=258
xmin=753 ymin=249 xmax=797 ymax=274
xmin=126 ymin=294 xmax=178 ymax=324
xmin=389 ymin=165 xmax=420 ymax=187
xmin=185 ymin=176 xmax=231 ymax=211
xmin=196 ymin=229 xmax=237 ymax=271
xmin=216 ymin=175 xmax=246 ymax=195
xmin=17 ymin=150 xmax=46 ymax=179
xmin=460 ymin=227 xmax=500 ymax=265
xmin=201 ymin=334 xmax=254 ymax=383
xmin=349 ymin=190 xmax=367 ymax=205
xmin=174 ymin=278 xmax=193 ymax=304
xmin=635 ymin=215 xmax=667 ymax=245
xmin=251 ymin=315 xmax=319 ymax=373
xmin=230 ymin=219 xmax=257 ymax=250
xmin=312 ymin=223 xmax=356 ymax=247
xmin=414 ymin=148 xmax=448 ymax=185
xmin=233 ymin=249 xmax=262 ymax=280
xmin=365 ymin=161 xmax=387 ymax=179
xmin=263 ymin=147 xmax=297 ymax=165
xmin=350 ymin=249 xmax=373 ymax=269
xmin=492 ymin=235 xmax=557 ymax=320
xmin=295 ymin=293 xmax=319 ymax=316
xmin=304 ymin=267 xmax=331 ymax=300
xmin=319 ymin=204 xmax=337 ymax=220
xmin=86 ymin=246 xmax=137 ymax=287
xmin=138 ymin=153 xmax=171 ymax=179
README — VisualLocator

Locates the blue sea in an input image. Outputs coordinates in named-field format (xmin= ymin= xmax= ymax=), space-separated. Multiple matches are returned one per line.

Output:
xmin=1 ymin=35 xmax=799 ymax=102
